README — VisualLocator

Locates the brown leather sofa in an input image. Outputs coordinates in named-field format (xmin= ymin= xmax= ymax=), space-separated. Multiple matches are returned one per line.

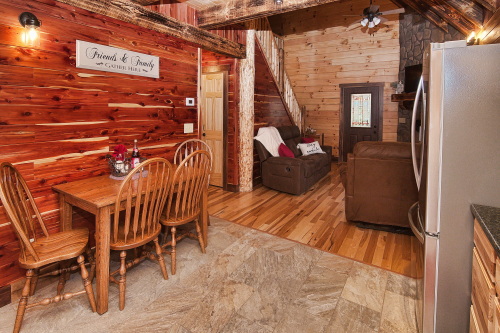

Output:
xmin=255 ymin=126 xmax=332 ymax=195
xmin=339 ymin=141 xmax=418 ymax=227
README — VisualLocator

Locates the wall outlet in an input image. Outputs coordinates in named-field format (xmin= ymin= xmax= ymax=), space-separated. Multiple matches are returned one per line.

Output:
xmin=184 ymin=123 xmax=194 ymax=134
xmin=186 ymin=98 xmax=195 ymax=106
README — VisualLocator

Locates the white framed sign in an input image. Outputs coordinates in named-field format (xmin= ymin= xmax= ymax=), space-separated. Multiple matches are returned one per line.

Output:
xmin=76 ymin=40 xmax=159 ymax=78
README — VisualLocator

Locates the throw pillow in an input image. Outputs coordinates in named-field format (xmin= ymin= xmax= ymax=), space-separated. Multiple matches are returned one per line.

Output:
xmin=278 ymin=143 xmax=295 ymax=158
xmin=301 ymin=137 xmax=315 ymax=143
xmin=297 ymin=141 xmax=325 ymax=156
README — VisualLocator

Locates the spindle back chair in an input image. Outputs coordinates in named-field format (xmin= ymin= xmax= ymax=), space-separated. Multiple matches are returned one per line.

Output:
xmin=161 ymin=150 xmax=211 ymax=274
xmin=174 ymin=139 xmax=213 ymax=168
xmin=0 ymin=162 xmax=96 ymax=333
xmin=110 ymin=157 xmax=172 ymax=310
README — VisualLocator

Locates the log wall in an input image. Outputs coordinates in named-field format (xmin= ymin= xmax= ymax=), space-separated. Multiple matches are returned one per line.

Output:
xmin=270 ymin=0 xmax=401 ymax=156
xmin=0 ymin=0 xmax=198 ymax=287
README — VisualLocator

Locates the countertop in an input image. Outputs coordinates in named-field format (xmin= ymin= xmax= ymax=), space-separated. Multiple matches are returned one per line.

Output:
xmin=472 ymin=204 xmax=500 ymax=255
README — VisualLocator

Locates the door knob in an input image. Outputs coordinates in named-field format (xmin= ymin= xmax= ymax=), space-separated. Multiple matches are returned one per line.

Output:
xmin=202 ymin=133 xmax=206 ymax=136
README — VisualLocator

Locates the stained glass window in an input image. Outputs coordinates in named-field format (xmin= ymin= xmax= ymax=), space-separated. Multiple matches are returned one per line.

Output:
xmin=351 ymin=93 xmax=371 ymax=128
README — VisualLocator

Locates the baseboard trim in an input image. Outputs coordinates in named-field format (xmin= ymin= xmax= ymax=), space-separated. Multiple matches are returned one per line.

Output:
xmin=225 ymin=184 xmax=240 ymax=192
xmin=0 ymin=284 xmax=11 ymax=308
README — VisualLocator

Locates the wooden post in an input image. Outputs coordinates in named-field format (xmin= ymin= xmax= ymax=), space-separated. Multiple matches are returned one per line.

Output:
xmin=238 ymin=27 xmax=256 ymax=192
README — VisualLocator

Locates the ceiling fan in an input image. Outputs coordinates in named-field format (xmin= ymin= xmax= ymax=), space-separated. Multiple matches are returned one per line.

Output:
xmin=345 ymin=0 xmax=405 ymax=29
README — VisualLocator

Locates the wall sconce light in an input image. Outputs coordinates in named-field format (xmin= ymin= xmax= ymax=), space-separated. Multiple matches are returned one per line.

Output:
xmin=466 ymin=31 xmax=477 ymax=45
xmin=19 ymin=12 xmax=41 ymax=47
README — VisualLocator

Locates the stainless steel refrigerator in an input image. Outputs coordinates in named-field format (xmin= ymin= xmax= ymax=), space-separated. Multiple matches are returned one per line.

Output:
xmin=408 ymin=41 xmax=500 ymax=333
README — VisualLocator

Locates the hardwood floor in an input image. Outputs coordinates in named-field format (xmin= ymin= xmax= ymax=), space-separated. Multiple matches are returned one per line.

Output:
xmin=208 ymin=163 xmax=420 ymax=278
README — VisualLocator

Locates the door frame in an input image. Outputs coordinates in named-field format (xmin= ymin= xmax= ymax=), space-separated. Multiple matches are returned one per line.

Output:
xmin=200 ymin=67 xmax=229 ymax=190
xmin=339 ymin=82 xmax=384 ymax=162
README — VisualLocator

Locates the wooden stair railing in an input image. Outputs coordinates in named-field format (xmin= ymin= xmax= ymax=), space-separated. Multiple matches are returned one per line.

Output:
xmin=254 ymin=18 xmax=302 ymax=130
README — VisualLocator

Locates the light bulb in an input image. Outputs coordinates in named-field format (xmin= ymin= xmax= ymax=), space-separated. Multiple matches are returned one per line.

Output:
xmin=368 ymin=21 xmax=375 ymax=28
xmin=373 ymin=17 xmax=381 ymax=25
xmin=360 ymin=18 xmax=368 ymax=27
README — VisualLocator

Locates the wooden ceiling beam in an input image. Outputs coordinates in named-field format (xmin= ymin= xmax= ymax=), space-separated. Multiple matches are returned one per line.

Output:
xmin=131 ymin=0 xmax=161 ymax=5
xmin=54 ymin=0 xmax=246 ymax=58
xmin=472 ymin=0 xmax=497 ymax=13
xmin=197 ymin=0 xmax=343 ymax=29
xmin=391 ymin=0 xmax=449 ymax=32
xmin=424 ymin=0 xmax=481 ymax=33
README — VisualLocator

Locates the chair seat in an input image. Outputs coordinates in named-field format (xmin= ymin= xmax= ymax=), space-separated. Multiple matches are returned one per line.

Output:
xmin=18 ymin=228 xmax=89 ymax=269
xmin=110 ymin=225 xmax=162 ymax=251
xmin=160 ymin=211 xmax=200 ymax=227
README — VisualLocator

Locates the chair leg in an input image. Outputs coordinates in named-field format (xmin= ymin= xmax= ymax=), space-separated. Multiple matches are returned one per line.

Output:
xmin=13 ymin=270 xmax=33 ymax=333
xmin=57 ymin=261 xmax=69 ymax=295
xmin=29 ymin=269 xmax=39 ymax=296
xmin=171 ymin=227 xmax=177 ymax=275
xmin=119 ymin=251 xmax=127 ymax=311
xmin=153 ymin=238 xmax=168 ymax=280
xmin=195 ymin=220 xmax=206 ymax=254
xmin=77 ymin=255 xmax=97 ymax=313
xmin=85 ymin=247 xmax=96 ymax=282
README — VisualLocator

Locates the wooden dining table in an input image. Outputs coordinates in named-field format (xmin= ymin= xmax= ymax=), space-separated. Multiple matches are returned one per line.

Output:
xmin=52 ymin=170 xmax=208 ymax=315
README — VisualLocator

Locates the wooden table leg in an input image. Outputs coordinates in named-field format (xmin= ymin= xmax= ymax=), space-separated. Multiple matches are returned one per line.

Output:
xmin=95 ymin=206 xmax=111 ymax=315
xmin=200 ymin=188 xmax=208 ymax=246
xmin=59 ymin=195 xmax=73 ymax=231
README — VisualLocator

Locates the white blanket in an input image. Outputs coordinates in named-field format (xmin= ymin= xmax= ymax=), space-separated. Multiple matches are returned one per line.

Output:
xmin=254 ymin=126 xmax=284 ymax=157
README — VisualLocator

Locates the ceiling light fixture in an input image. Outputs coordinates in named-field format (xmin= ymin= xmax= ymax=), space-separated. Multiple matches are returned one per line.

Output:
xmin=275 ymin=0 xmax=283 ymax=4
xmin=19 ymin=12 xmax=41 ymax=47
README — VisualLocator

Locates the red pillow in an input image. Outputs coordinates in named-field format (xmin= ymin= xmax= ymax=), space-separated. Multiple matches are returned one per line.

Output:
xmin=278 ymin=143 xmax=294 ymax=158
xmin=301 ymin=137 xmax=315 ymax=143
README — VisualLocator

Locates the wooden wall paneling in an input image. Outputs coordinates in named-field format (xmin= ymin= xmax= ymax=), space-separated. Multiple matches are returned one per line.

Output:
xmin=481 ymin=9 xmax=500 ymax=44
xmin=145 ymin=3 xmax=198 ymax=26
xmin=0 ymin=0 xmax=199 ymax=289
xmin=279 ymin=0 xmax=400 ymax=157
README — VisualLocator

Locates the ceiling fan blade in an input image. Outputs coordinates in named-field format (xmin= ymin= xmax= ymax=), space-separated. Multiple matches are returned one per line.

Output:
xmin=379 ymin=16 xmax=388 ymax=24
xmin=369 ymin=4 xmax=380 ymax=13
xmin=342 ymin=14 xmax=363 ymax=16
xmin=379 ymin=8 xmax=405 ymax=15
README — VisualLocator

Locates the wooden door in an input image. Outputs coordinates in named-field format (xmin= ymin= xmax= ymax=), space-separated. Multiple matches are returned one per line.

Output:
xmin=201 ymin=72 xmax=224 ymax=187
xmin=340 ymin=83 xmax=383 ymax=162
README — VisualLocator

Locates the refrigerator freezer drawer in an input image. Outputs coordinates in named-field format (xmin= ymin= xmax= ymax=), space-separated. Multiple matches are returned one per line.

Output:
xmin=472 ymin=248 xmax=495 ymax=333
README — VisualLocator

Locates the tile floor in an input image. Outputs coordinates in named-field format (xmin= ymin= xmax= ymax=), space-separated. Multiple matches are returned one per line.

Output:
xmin=0 ymin=218 xmax=418 ymax=332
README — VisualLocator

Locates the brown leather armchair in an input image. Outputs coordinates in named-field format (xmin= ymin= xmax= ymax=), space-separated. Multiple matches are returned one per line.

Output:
xmin=339 ymin=141 xmax=418 ymax=227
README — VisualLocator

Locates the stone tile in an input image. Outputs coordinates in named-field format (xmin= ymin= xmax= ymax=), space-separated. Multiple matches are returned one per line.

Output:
xmin=326 ymin=298 xmax=381 ymax=333
xmin=219 ymin=313 xmax=274 ymax=333
xmin=379 ymin=291 xmax=418 ymax=333
xmin=386 ymin=272 xmax=417 ymax=298
xmin=341 ymin=262 xmax=388 ymax=312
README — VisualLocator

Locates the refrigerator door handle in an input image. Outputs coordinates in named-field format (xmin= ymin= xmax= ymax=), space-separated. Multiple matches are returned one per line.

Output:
xmin=408 ymin=201 xmax=424 ymax=244
xmin=411 ymin=76 xmax=424 ymax=189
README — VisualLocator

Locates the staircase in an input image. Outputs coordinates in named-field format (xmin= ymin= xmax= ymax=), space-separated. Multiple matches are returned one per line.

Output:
xmin=254 ymin=18 xmax=302 ymax=129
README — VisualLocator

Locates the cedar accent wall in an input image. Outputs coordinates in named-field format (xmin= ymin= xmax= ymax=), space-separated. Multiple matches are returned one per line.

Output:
xmin=253 ymin=41 xmax=293 ymax=183
xmin=201 ymin=51 xmax=240 ymax=187
xmin=270 ymin=0 xmax=401 ymax=156
xmin=0 ymin=0 xmax=198 ymax=287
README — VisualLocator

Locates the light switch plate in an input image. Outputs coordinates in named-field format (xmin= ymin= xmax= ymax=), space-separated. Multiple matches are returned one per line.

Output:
xmin=186 ymin=98 xmax=195 ymax=106
xmin=184 ymin=123 xmax=194 ymax=134
xmin=399 ymin=117 xmax=406 ymax=124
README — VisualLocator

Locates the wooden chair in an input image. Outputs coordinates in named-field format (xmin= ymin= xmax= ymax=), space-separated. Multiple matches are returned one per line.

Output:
xmin=174 ymin=139 xmax=213 ymax=167
xmin=174 ymin=139 xmax=213 ymax=226
xmin=160 ymin=150 xmax=211 ymax=275
xmin=109 ymin=157 xmax=172 ymax=310
xmin=0 ymin=162 xmax=96 ymax=333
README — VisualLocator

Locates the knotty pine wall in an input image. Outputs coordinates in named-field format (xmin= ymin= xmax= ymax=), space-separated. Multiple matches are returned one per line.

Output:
xmin=270 ymin=0 xmax=400 ymax=157
xmin=0 ymin=0 xmax=198 ymax=287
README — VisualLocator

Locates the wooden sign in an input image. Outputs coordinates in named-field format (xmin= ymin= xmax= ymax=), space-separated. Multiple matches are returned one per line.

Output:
xmin=76 ymin=40 xmax=160 ymax=78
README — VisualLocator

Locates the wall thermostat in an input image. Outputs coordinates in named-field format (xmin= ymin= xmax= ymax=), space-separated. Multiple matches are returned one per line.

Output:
xmin=186 ymin=98 xmax=195 ymax=106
